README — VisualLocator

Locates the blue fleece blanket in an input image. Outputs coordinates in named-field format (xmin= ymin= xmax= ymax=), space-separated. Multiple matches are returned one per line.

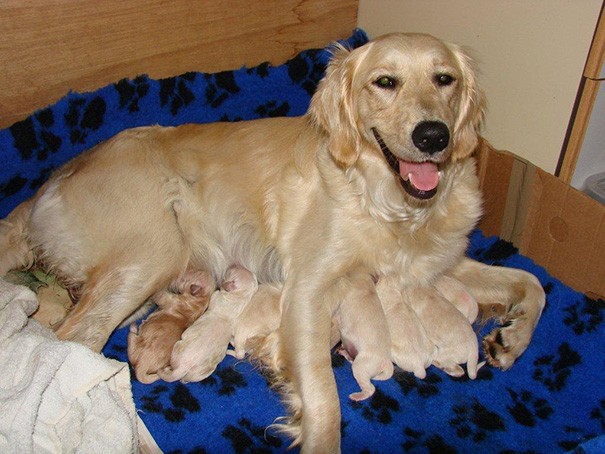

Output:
xmin=1 ymin=29 xmax=603 ymax=453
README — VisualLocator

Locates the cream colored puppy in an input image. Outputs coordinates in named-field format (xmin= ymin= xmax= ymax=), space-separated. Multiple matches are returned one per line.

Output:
xmin=407 ymin=286 xmax=484 ymax=379
xmin=158 ymin=265 xmax=257 ymax=383
xmin=434 ymin=275 xmax=479 ymax=323
xmin=376 ymin=276 xmax=435 ymax=379
xmin=335 ymin=273 xmax=393 ymax=401
xmin=228 ymin=282 xmax=282 ymax=360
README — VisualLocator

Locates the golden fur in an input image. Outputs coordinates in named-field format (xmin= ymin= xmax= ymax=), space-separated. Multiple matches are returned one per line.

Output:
xmin=0 ymin=33 xmax=545 ymax=452
xmin=127 ymin=269 xmax=214 ymax=384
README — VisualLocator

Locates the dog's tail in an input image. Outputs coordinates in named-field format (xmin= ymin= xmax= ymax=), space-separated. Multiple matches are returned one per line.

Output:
xmin=0 ymin=199 xmax=35 ymax=276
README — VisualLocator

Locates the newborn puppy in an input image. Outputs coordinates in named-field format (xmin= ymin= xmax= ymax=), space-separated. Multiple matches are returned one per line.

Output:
xmin=376 ymin=277 xmax=435 ymax=379
xmin=335 ymin=273 xmax=394 ymax=401
xmin=127 ymin=269 xmax=215 ymax=384
xmin=228 ymin=282 xmax=282 ymax=360
xmin=406 ymin=286 xmax=484 ymax=379
xmin=158 ymin=265 xmax=258 ymax=383
xmin=434 ymin=275 xmax=479 ymax=323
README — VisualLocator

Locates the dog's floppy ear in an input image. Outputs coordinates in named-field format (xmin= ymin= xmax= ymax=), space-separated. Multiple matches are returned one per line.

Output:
xmin=308 ymin=44 xmax=367 ymax=167
xmin=449 ymin=44 xmax=487 ymax=160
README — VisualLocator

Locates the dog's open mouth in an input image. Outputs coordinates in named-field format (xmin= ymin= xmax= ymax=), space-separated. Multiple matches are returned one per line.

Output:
xmin=372 ymin=129 xmax=439 ymax=200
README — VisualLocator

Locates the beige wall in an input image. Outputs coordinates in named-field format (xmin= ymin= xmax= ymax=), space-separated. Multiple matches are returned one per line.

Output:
xmin=358 ymin=0 xmax=602 ymax=173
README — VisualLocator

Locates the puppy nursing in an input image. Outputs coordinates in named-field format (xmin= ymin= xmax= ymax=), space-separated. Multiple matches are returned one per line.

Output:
xmin=0 ymin=32 xmax=546 ymax=452
xmin=127 ymin=269 xmax=214 ymax=384
xmin=159 ymin=265 xmax=257 ymax=383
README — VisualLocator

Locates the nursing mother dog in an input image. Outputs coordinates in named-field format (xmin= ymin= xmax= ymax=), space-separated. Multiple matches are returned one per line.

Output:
xmin=0 ymin=33 xmax=545 ymax=452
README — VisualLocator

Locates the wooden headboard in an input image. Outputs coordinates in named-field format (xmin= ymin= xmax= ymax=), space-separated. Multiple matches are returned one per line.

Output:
xmin=0 ymin=0 xmax=359 ymax=129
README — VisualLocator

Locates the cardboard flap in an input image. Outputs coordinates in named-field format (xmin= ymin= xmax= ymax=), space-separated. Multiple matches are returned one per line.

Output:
xmin=477 ymin=139 xmax=605 ymax=299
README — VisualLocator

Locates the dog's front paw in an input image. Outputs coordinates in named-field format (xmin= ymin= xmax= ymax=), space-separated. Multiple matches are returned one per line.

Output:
xmin=482 ymin=318 xmax=530 ymax=370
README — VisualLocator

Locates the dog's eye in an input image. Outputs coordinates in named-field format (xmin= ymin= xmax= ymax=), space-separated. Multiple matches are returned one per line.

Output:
xmin=374 ymin=76 xmax=397 ymax=89
xmin=435 ymin=74 xmax=455 ymax=86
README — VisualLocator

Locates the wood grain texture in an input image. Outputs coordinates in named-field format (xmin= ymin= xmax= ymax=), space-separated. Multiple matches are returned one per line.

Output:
xmin=0 ymin=0 xmax=358 ymax=128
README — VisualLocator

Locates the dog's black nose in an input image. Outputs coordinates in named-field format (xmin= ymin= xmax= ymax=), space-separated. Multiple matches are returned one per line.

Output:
xmin=412 ymin=121 xmax=450 ymax=154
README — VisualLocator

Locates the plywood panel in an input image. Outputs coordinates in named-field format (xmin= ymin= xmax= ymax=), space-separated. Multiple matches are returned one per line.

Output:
xmin=0 ymin=0 xmax=359 ymax=128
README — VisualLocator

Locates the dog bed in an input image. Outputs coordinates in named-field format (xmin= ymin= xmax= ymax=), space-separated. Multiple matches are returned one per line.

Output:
xmin=0 ymin=30 xmax=603 ymax=453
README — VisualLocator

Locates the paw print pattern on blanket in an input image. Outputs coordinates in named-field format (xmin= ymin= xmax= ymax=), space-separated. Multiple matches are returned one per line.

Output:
xmin=65 ymin=96 xmax=106 ymax=145
xmin=450 ymin=400 xmax=505 ymax=442
xmin=222 ymin=417 xmax=283 ymax=453
xmin=9 ymin=108 xmax=61 ymax=161
xmin=392 ymin=369 xmax=442 ymax=398
xmin=160 ymin=72 xmax=197 ymax=115
xmin=401 ymin=428 xmax=457 ymax=453
xmin=506 ymin=388 xmax=553 ymax=427
xmin=286 ymin=48 xmax=325 ymax=96
xmin=114 ymin=76 xmax=150 ymax=113
xmin=254 ymin=100 xmax=290 ymax=118
xmin=199 ymin=365 xmax=248 ymax=396
xmin=563 ymin=295 xmax=604 ymax=335
xmin=204 ymin=71 xmax=240 ymax=109
xmin=349 ymin=388 xmax=400 ymax=425
xmin=140 ymin=383 xmax=201 ymax=423
xmin=532 ymin=342 xmax=582 ymax=392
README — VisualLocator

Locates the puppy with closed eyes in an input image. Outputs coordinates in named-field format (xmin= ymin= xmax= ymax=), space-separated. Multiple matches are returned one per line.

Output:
xmin=406 ymin=286 xmax=484 ymax=379
xmin=0 ymin=33 xmax=546 ymax=451
xmin=158 ymin=265 xmax=258 ymax=383
xmin=334 ymin=273 xmax=393 ymax=401
xmin=376 ymin=275 xmax=435 ymax=379
xmin=228 ymin=282 xmax=282 ymax=360
xmin=127 ymin=269 xmax=214 ymax=384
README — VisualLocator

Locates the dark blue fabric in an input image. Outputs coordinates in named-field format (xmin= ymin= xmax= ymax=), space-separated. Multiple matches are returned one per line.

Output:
xmin=1 ymin=28 xmax=603 ymax=453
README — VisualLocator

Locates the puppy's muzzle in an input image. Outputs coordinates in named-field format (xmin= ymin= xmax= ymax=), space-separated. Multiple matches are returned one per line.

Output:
xmin=412 ymin=121 xmax=449 ymax=154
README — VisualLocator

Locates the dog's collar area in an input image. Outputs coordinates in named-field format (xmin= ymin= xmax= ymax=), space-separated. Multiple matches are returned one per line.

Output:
xmin=371 ymin=128 xmax=438 ymax=200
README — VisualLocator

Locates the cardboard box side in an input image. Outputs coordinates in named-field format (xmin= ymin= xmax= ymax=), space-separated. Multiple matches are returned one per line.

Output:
xmin=477 ymin=140 xmax=605 ymax=299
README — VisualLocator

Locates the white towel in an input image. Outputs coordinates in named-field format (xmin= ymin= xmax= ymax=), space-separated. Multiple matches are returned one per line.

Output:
xmin=0 ymin=278 xmax=139 ymax=453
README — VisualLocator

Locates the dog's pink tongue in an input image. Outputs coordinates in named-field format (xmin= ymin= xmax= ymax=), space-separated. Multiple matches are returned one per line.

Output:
xmin=399 ymin=161 xmax=440 ymax=191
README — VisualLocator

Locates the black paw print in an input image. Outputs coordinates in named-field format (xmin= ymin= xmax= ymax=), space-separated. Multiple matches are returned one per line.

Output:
xmin=204 ymin=71 xmax=240 ymax=108
xmin=450 ymin=399 xmax=505 ymax=442
xmin=590 ymin=400 xmax=605 ymax=430
xmin=65 ymin=96 xmax=106 ymax=145
xmin=222 ymin=417 xmax=283 ymax=453
xmin=286 ymin=49 xmax=325 ymax=96
xmin=254 ymin=100 xmax=290 ymax=118
xmin=140 ymin=383 xmax=201 ymax=423
xmin=0 ymin=175 xmax=27 ymax=198
xmin=198 ymin=365 xmax=247 ymax=396
xmin=350 ymin=388 xmax=400 ymax=425
xmin=114 ymin=76 xmax=150 ymax=113
xmin=401 ymin=427 xmax=457 ymax=453
xmin=160 ymin=72 xmax=197 ymax=115
xmin=476 ymin=238 xmax=518 ymax=266
xmin=506 ymin=388 xmax=553 ymax=427
xmin=563 ymin=295 xmax=604 ymax=335
xmin=533 ymin=342 xmax=581 ymax=392
xmin=246 ymin=62 xmax=270 ymax=78
xmin=392 ymin=369 xmax=442 ymax=398
xmin=10 ymin=108 xmax=62 ymax=161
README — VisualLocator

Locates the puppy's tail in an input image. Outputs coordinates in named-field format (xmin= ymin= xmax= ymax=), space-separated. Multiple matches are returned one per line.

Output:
xmin=0 ymin=199 xmax=35 ymax=276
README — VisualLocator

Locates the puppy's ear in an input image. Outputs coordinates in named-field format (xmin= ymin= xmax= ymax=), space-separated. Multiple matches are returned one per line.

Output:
xmin=308 ymin=44 xmax=366 ymax=167
xmin=449 ymin=44 xmax=487 ymax=160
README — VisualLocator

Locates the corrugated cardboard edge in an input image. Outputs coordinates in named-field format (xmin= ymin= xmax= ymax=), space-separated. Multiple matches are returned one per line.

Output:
xmin=476 ymin=139 xmax=605 ymax=300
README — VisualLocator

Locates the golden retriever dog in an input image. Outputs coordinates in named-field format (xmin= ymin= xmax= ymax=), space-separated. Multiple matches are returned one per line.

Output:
xmin=0 ymin=33 xmax=545 ymax=452
xmin=127 ymin=269 xmax=214 ymax=384
xmin=158 ymin=265 xmax=258 ymax=383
